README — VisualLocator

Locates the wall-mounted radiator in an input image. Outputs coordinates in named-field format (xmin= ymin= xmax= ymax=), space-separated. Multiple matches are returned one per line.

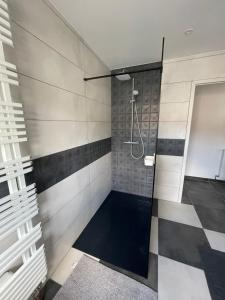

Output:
xmin=215 ymin=149 xmax=225 ymax=181
xmin=0 ymin=1 xmax=47 ymax=299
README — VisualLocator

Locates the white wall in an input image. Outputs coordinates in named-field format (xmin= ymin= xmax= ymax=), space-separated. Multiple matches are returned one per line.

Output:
xmin=155 ymin=50 xmax=225 ymax=202
xmin=185 ymin=83 xmax=225 ymax=179
xmin=7 ymin=0 xmax=111 ymax=276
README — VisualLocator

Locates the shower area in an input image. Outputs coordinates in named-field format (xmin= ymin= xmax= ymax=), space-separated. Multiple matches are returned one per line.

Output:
xmin=74 ymin=61 xmax=162 ymax=280
xmin=111 ymin=63 xmax=161 ymax=198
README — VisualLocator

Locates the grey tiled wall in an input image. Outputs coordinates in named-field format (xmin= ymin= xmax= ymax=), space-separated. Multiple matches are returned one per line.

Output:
xmin=111 ymin=63 xmax=161 ymax=197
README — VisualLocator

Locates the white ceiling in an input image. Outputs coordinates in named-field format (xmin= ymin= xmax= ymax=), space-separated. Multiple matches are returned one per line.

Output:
xmin=49 ymin=0 xmax=225 ymax=69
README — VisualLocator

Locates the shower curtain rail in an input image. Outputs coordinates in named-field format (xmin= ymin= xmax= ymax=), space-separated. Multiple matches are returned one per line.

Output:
xmin=84 ymin=37 xmax=165 ymax=81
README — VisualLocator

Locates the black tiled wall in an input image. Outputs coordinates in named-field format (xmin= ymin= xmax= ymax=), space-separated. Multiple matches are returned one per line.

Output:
xmin=27 ymin=138 xmax=111 ymax=194
xmin=157 ymin=139 xmax=185 ymax=156
xmin=0 ymin=138 xmax=111 ymax=197
xmin=111 ymin=63 xmax=161 ymax=197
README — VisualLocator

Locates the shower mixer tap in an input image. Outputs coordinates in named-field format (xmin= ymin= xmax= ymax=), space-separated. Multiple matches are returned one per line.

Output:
xmin=116 ymin=75 xmax=144 ymax=160
xmin=124 ymin=141 xmax=139 ymax=145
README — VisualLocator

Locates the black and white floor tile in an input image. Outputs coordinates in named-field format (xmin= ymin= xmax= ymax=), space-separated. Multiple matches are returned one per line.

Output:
xmin=159 ymin=218 xmax=210 ymax=269
xmin=44 ymin=179 xmax=225 ymax=300
xmin=158 ymin=255 xmax=211 ymax=300
xmin=156 ymin=178 xmax=225 ymax=300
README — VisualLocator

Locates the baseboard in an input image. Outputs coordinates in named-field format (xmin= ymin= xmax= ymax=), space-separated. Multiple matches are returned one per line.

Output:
xmin=185 ymin=175 xmax=225 ymax=183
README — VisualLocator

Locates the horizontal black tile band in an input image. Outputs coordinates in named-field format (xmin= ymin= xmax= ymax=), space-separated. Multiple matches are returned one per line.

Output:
xmin=26 ymin=138 xmax=111 ymax=194
xmin=0 ymin=138 xmax=111 ymax=197
xmin=157 ymin=139 xmax=185 ymax=156
xmin=0 ymin=137 xmax=183 ymax=197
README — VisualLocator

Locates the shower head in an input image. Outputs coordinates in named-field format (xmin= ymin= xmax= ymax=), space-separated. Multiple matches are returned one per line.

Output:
xmin=115 ymin=74 xmax=131 ymax=81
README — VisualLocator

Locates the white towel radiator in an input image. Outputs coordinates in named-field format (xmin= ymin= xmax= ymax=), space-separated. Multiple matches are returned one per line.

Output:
xmin=215 ymin=149 xmax=225 ymax=181
xmin=0 ymin=1 xmax=47 ymax=299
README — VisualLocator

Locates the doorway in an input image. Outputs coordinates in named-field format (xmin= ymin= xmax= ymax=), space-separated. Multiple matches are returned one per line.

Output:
xmin=185 ymin=83 xmax=225 ymax=180
xmin=180 ymin=83 xmax=225 ymax=300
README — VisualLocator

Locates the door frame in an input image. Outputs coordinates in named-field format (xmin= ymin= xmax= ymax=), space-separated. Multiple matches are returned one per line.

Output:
xmin=178 ymin=76 xmax=225 ymax=202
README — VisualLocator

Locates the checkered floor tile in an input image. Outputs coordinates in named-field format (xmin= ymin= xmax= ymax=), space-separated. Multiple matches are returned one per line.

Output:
xmin=156 ymin=178 xmax=225 ymax=300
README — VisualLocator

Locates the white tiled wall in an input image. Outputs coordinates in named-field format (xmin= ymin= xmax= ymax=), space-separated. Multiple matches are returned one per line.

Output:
xmin=9 ymin=22 xmax=85 ymax=95
xmin=44 ymin=154 xmax=111 ymax=275
xmin=38 ymin=167 xmax=90 ymax=222
xmin=161 ymin=82 xmax=191 ymax=103
xmin=156 ymin=155 xmax=183 ymax=172
xmin=8 ymin=0 xmax=82 ymax=67
xmin=7 ymin=0 xmax=111 ymax=276
xmin=155 ymin=51 xmax=225 ymax=202
xmin=163 ymin=52 xmax=225 ymax=84
xmin=26 ymin=120 xmax=88 ymax=158
xmin=155 ymin=155 xmax=183 ymax=202
xmin=159 ymin=102 xmax=189 ymax=122
xmin=158 ymin=122 xmax=186 ymax=139
xmin=16 ymin=75 xmax=88 ymax=122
